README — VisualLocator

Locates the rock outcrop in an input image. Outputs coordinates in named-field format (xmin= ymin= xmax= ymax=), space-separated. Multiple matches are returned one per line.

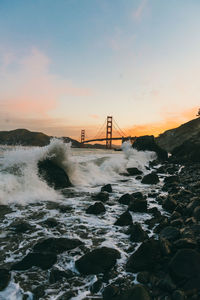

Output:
xmin=133 ymin=135 xmax=168 ymax=161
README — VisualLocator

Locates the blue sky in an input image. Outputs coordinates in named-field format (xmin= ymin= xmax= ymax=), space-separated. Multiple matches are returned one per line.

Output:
xmin=0 ymin=0 xmax=200 ymax=138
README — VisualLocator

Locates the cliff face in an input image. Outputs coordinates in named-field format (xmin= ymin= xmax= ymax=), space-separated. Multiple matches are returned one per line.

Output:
xmin=156 ymin=117 xmax=200 ymax=153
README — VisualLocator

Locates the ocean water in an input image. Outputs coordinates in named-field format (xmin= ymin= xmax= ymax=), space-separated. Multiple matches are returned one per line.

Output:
xmin=0 ymin=139 xmax=164 ymax=300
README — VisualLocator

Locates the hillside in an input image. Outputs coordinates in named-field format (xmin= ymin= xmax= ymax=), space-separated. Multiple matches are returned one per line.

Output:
xmin=0 ymin=129 xmax=81 ymax=147
xmin=156 ymin=117 xmax=200 ymax=153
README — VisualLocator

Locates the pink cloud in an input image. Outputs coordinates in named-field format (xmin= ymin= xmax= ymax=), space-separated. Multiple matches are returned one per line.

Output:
xmin=0 ymin=48 xmax=92 ymax=117
xmin=132 ymin=0 xmax=147 ymax=21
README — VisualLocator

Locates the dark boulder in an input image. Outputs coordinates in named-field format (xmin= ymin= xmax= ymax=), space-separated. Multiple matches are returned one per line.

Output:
xmin=43 ymin=218 xmax=59 ymax=228
xmin=118 ymin=194 xmax=133 ymax=205
xmin=127 ymin=223 xmax=148 ymax=242
xmin=33 ymin=237 xmax=83 ymax=254
xmin=93 ymin=192 xmax=109 ymax=202
xmin=86 ymin=202 xmax=106 ymax=215
xmin=171 ymin=137 xmax=200 ymax=164
xmin=169 ymin=249 xmax=200 ymax=290
xmin=129 ymin=199 xmax=147 ymax=213
xmin=127 ymin=167 xmax=143 ymax=176
xmin=38 ymin=159 xmax=71 ymax=189
xmin=141 ymin=172 xmax=159 ymax=184
xmin=163 ymin=197 xmax=177 ymax=213
xmin=0 ymin=269 xmax=11 ymax=291
xmin=11 ymin=252 xmax=57 ymax=270
xmin=133 ymin=135 xmax=168 ymax=161
xmin=114 ymin=211 xmax=133 ymax=226
xmin=164 ymin=176 xmax=180 ymax=184
xmin=49 ymin=268 xmax=74 ymax=284
xmin=101 ymin=184 xmax=112 ymax=193
xmin=186 ymin=197 xmax=200 ymax=215
xmin=160 ymin=226 xmax=180 ymax=242
xmin=193 ymin=206 xmax=200 ymax=221
xmin=11 ymin=221 xmax=33 ymax=233
xmin=102 ymin=284 xmax=150 ymax=300
xmin=131 ymin=192 xmax=146 ymax=200
xmin=75 ymin=247 xmax=120 ymax=275
xmin=126 ymin=239 xmax=161 ymax=272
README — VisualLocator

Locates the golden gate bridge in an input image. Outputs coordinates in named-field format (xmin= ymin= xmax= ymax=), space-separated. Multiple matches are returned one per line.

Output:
xmin=80 ymin=116 xmax=137 ymax=149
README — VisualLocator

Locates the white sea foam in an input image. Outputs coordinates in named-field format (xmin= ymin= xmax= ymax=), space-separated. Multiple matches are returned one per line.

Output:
xmin=0 ymin=139 xmax=156 ymax=205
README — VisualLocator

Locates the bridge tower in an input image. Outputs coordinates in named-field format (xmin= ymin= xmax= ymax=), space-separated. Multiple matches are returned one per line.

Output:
xmin=81 ymin=130 xmax=85 ymax=143
xmin=106 ymin=116 xmax=113 ymax=149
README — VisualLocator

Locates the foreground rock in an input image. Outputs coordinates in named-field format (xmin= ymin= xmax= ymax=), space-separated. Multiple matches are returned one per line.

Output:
xmin=141 ymin=172 xmax=159 ymax=184
xmin=133 ymin=135 xmax=168 ymax=161
xmin=38 ymin=159 xmax=72 ymax=189
xmin=169 ymin=249 xmax=200 ymax=291
xmin=0 ymin=269 xmax=11 ymax=291
xmin=114 ymin=211 xmax=133 ymax=226
xmin=102 ymin=284 xmax=150 ymax=300
xmin=126 ymin=239 xmax=161 ymax=272
xmin=127 ymin=223 xmax=148 ymax=242
xmin=75 ymin=247 xmax=120 ymax=275
xmin=11 ymin=252 xmax=57 ymax=270
xmin=126 ymin=167 xmax=143 ymax=176
xmin=101 ymin=184 xmax=112 ymax=193
xmin=33 ymin=237 xmax=83 ymax=253
xmin=86 ymin=202 xmax=106 ymax=215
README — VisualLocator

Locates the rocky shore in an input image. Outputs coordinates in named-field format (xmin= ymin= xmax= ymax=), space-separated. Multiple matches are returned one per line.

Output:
xmin=0 ymin=136 xmax=200 ymax=300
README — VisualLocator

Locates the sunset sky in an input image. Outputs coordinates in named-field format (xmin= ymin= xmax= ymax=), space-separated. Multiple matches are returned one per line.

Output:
xmin=0 ymin=0 xmax=200 ymax=141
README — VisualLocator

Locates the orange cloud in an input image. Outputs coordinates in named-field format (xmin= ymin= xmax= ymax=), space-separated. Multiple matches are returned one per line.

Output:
xmin=126 ymin=106 xmax=199 ymax=137
xmin=0 ymin=48 xmax=92 ymax=117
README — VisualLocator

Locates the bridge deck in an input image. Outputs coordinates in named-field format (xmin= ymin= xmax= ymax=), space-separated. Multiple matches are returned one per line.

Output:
xmin=82 ymin=137 xmax=136 ymax=143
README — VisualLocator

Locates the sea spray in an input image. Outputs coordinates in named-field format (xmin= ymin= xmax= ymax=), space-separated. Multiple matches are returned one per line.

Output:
xmin=0 ymin=139 xmax=157 ymax=204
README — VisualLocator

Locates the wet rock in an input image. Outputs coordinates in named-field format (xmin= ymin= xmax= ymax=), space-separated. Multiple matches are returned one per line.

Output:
xmin=102 ymin=285 xmax=120 ymax=300
xmin=186 ymin=197 xmax=200 ymax=215
xmin=127 ymin=167 xmax=143 ymax=176
xmin=49 ymin=268 xmax=74 ymax=284
xmin=137 ymin=271 xmax=150 ymax=284
xmin=132 ymin=135 xmax=168 ymax=161
xmin=157 ymin=274 xmax=176 ymax=292
xmin=33 ymin=237 xmax=83 ymax=254
xmin=32 ymin=285 xmax=45 ymax=300
xmin=86 ymin=202 xmax=106 ymax=215
xmin=126 ymin=239 xmax=161 ymax=272
xmin=118 ymin=194 xmax=133 ymax=205
xmin=127 ymin=223 xmax=148 ymax=242
xmin=101 ymin=184 xmax=112 ymax=193
xmin=172 ymin=290 xmax=186 ymax=300
xmin=173 ymin=238 xmax=197 ymax=250
xmin=141 ymin=172 xmax=159 ymax=184
xmin=164 ymin=176 xmax=180 ymax=184
xmin=170 ymin=218 xmax=184 ymax=227
xmin=0 ymin=205 xmax=13 ymax=220
xmin=90 ymin=279 xmax=103 ymax=294
xmin=131 ymin=191 xmax=146 ymax=200
xmin=160 ymin=226 xmax=180 ymax=242
xmin=38 ymin=159 xmax=72 ymax=189
xmin=0 ymin=269 xmax=11 ymax=291
xmin=120 ymin=285 xmax=151 ymax=300
xmin=128 ymin=198 xmax=147 ymax=213
xmin=75 ymin=247 xmax=121 ymax=275
xmin=169 ymin=249 xmax=200 ymax=291
xmin=93 ymin=192 xmax=109 ymax=202
xmin=114 ymin=211 xmax=133 ymax=226
xmin=163 ymin=197 xmax=177 ymax=213
xmin=43 ymin=218 xmax=59 ymax=228
xmin=193 ymin=206 xmax=200 ymax=221
xmin=11 ymin=252 xmax=57 ymax=270
xmin=11 ymin=221 xmax=33 ymax=233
